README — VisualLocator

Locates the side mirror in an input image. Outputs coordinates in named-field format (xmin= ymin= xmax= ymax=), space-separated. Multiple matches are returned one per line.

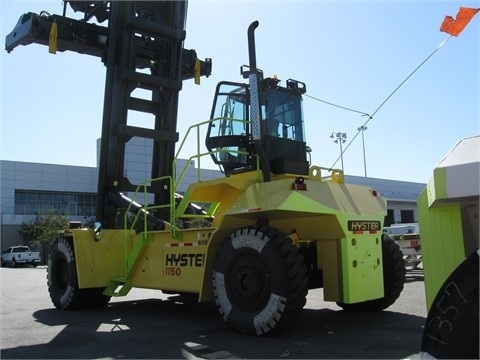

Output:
xmin=93 ymin=222 xmax=102 ymax=241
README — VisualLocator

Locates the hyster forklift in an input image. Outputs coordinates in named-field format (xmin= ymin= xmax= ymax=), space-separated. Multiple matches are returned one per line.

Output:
xmin=6 ymin=1 xmax=405 ymax=335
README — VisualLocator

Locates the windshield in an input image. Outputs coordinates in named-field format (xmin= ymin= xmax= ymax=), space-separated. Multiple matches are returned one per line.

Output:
xmin=261 ymin=88 xmax=305 ymax=142
xmin=210 ymin=83 xmax=248 ymax=137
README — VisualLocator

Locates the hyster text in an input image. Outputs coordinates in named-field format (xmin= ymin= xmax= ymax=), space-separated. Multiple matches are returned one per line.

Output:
xmin=347 ymin=220 xmax=381 ymax=232
xmin=165 ymin=253 xmax=205 ymax=267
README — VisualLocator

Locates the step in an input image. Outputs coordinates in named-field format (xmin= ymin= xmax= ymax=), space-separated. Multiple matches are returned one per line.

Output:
xmin=104 ymin=277 xmax=133 ymax=297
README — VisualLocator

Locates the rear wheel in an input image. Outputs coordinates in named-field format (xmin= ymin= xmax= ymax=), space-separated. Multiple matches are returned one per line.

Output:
xmin=212 ymin=225 xmax=308 ymax=335
xmin=337 ymin=234 xmax=406 ymax=312
xmin=47 ymin=237 xmax=110 ymax=310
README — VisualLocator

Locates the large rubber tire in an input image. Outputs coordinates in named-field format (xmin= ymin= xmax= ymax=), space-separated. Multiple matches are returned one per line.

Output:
xmin=337 ymin=234 xmax=406 ymax=312
xmin=421 ymin=250 xmax=479 ymax=359
xmin=47 ymin=238 xmax=111 ymax=310
xmin=212 ymin=225 xmax=308 ymax=336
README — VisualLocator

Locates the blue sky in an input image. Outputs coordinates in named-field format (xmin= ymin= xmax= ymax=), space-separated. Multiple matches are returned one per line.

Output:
xmin=1 ymin=0 xmax=479 ymax=184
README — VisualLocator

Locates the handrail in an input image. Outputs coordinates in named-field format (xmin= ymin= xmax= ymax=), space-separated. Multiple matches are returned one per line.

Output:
xmin=123 ymin=175 xmax=174 ymax=231
xmin=173 ymin=116 xmax=251 ymax=184
xmin=123 ymin=117 xmax=254 ymax=237
xmin=174 ymin=148 xmax=256 ymax=193
xmin=122 ymin=176 xmax=175 ymax=273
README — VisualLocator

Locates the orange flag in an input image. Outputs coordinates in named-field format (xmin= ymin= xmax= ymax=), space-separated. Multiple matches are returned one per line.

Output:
xmin=440 ymin=7 xmax=479 ymax=36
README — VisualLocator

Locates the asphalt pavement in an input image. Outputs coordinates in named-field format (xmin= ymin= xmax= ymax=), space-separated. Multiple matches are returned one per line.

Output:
xmin=0 ymin=265 xmax=427 ymax=359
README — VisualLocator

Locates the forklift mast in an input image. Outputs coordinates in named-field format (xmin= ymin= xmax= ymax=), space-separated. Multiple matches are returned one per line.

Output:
xmin=5 ymin=1 xmax=212 ymax=228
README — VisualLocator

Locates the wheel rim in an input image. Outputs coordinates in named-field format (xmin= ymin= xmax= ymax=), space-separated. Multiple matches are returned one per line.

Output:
xmin=227 ymin=251 xmax=271 ymax=312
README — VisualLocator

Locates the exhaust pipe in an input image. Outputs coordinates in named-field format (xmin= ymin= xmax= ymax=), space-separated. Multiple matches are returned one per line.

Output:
xmin=247 ymin=21 xmax=271 ymax=182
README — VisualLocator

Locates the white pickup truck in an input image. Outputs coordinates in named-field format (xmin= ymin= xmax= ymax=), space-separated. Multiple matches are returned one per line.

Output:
xmin=1 ymin=246 xmax=41 ymax=267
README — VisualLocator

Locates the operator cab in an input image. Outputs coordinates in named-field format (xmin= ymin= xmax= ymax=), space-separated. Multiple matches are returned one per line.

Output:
xmin=206 ymin=73 xmax=309 ymax=176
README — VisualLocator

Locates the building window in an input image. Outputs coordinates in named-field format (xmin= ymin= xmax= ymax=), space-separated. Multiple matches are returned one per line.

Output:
xmin=14 ymin=190 xmax=97 ymax=217
xmin=401 ymin=209 xmax=414 ymax=223
xmin=384 ymin=209 xmax=395 ymax=227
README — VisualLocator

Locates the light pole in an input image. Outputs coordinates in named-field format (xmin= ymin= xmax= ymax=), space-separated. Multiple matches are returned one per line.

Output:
xmin=330 ymin=132 xmax=347 ymax=172
xmin=358 ymin=125 xmax=368 ymax=177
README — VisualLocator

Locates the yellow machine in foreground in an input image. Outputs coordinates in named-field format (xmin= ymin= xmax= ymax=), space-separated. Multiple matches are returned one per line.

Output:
xmin=6 ymin=2 xmax=405 ymax=336
xmin=55 ymin=167 xmax=394 ymax=334
xmin=49 ymin=22 xmax=405 ymax=336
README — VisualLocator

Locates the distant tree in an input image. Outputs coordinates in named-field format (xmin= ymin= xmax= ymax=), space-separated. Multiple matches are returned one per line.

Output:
xmin=19 ymin=210 xmax=69 ymax=263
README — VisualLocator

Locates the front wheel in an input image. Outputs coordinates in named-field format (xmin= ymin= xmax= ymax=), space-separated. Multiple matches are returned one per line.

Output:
xmin=212 ymin=225 xmax=308 ymax=336
xmin=47 ymin=237 xmax=110 ymax=310
xmin=337 ymin=234 xmax=406 ymax=312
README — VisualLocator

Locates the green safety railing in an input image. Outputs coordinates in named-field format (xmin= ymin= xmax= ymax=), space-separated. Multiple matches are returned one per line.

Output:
xmin=171 ymin=116 xmax=260 ymax=226
xmin=124 ymin=116 xmax=256 ymax=237
xmin=173 ymin=117 xmax=254 ymax=183
xmin=122 ymin=175 xmax=175 ymax=271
